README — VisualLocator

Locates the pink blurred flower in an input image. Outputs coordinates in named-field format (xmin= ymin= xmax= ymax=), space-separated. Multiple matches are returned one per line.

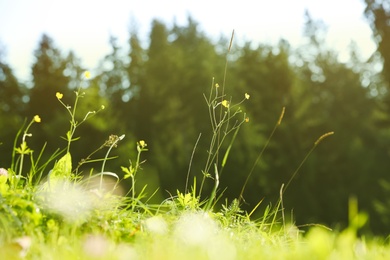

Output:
xmin=0 ymin=168 xmax=8 ymax=178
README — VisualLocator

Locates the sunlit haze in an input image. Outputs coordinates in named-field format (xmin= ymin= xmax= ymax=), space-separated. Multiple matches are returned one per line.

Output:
xmin=0 ymin=0 xmax=376 ymax=82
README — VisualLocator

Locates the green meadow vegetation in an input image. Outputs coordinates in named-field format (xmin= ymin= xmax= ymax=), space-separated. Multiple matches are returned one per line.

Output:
xmin=2 ymin=1 xmax=390 ymax=258
xmin=1 ymin=69 xmax=389 ymax=259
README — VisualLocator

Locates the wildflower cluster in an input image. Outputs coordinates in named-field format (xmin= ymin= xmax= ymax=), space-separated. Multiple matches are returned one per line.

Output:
xmin=55 ymin=72 xmax=105 ymax=153
xmin=199 ymin=79 xmax=251 ymax=208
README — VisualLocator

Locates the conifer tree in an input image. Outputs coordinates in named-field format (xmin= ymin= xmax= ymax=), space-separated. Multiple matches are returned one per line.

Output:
xmin=29 ymin=34 xmax=70 ymax=122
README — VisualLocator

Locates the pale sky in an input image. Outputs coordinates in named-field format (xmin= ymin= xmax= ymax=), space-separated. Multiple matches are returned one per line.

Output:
xmin=0 ymin=0 xmax=376 ymax=83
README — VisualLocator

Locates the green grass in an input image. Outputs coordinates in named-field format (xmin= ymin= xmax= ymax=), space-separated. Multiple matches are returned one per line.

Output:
xmin=1 ymin=70 xmax=390 ymax=259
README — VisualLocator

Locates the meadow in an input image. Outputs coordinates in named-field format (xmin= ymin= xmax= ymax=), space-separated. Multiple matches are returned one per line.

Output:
xmin=1 ymin=68 xmax=390 ymax=260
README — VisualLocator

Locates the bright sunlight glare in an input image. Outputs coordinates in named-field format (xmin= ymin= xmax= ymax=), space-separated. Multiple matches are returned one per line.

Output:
xmin=0 ymin=0 xmax=376 ymax=82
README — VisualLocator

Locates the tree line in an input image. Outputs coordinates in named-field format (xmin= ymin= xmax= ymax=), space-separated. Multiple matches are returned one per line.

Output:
xmin=1 ymin=1 xmax=390 ymax=234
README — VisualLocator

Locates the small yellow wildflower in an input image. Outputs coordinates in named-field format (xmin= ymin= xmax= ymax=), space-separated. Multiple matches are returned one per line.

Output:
xmin=245 ymin=117 xmax=249 ymax=123
xmin=56 ymin=92 xmax=63 ymax=100
xmin=221 ymin=100 xmax=229 ymax=108
xmin=34 ymin=115 xmax=41 ymax=123
xmin=215 ymin=83 xmax=219 ymax=88
xmin=101 ymin=105 xmax=105 ymax=110
xmin=245 ymin=93 xmax=250 ymax=100
xmin=84 ymin=71 xmax=91 ymax=79
xmin=138 ymin=140 xmax=147 ymax=148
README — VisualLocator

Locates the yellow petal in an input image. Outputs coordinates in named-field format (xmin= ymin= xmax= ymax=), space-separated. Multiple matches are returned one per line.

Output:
xmin=221 ymin=100 xmax=229 ymax=108
xmin=139 ymin=140 xmax=147 ymax=148
xmin=84 ymin=71 xmax=91 ymax=79
xmin=34 ymin=115 xmax=41 ymax=123
xmin=56 ymin=92 xmax=63 ymax=100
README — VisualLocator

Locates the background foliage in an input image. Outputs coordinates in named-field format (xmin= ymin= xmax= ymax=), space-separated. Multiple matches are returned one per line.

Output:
xmin=1 ymin=1 xmax=390 ymax=234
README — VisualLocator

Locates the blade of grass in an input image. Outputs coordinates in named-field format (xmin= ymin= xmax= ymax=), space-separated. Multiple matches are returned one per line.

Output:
xmin=239 ymin=107 xmax=285 ymax=203
xmin=185 ymin=133 xmax=202 ymax=193
xmin=283 ymin=131 xmax=334 ymax=193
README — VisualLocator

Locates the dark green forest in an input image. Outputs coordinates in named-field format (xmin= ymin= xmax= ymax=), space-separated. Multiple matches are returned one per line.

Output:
xmin=1 ymin=1 xmax=390 ymax=234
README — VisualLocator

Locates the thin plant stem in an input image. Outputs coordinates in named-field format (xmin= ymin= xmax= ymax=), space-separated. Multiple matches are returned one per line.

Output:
xmin=282 ymin=131 xmax=334 ymax=193
xmin=18 ymin=119 xmax=35 ymax=178
xmin=67 ymin=90 xmax=81 ymax=153
xmin=239 ymin=107 xmax=285 ymax=203
xmin=100 ymin=134 xmax=125 ymax=190
xmin=185 ymin=133 xmax=202 ymax=193
xmin=216 ymin=30 xmax=234 ymax=168
xmin=11 ymin=120 xmax=25 ymax=172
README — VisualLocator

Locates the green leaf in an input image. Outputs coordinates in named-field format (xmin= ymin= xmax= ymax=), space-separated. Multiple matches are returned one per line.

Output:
xmin=221 ymin=126 xmax=240 ymax=167
xmin=99 ymin=171 xmax=119 ymax=180
xmin=122 ymin=166 xmax=134 ymax=179
xmin=0 ymin=175 xmax=8 ymax=193
xmin=50 ymin=152 xmax=72 ymax=179
xmin=15 ymin=141 xmax=32 ymax=155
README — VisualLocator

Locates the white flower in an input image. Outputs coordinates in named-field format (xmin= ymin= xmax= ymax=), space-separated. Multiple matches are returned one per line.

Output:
xmin=144 ymin=216 xmax=168 ymax=235
xmin=0 ymin=168 xmax=8 ymax=178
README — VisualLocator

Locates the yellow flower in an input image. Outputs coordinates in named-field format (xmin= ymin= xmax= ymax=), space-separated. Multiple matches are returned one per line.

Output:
xmin=138 ymin=140 xmax=147 ymax=148
xmin=245 ymin=93 xmax=250 ymax=100
xmin=56 ymin=92 xmax=63 ymax=100
xmin=84 ymin=71 xmax=91 ymax=79
xmin=221 ymin=100 xmax=229 ymax=108
xmin=245 ymin=117 xmax=249 ymax=123
xmin=101 ymin=105 xmax=105 ymax=110
xmin=34 ymin=115 xmax=41 ymax=123
xmin=215 ymin=83 xmax=219 ymax=88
